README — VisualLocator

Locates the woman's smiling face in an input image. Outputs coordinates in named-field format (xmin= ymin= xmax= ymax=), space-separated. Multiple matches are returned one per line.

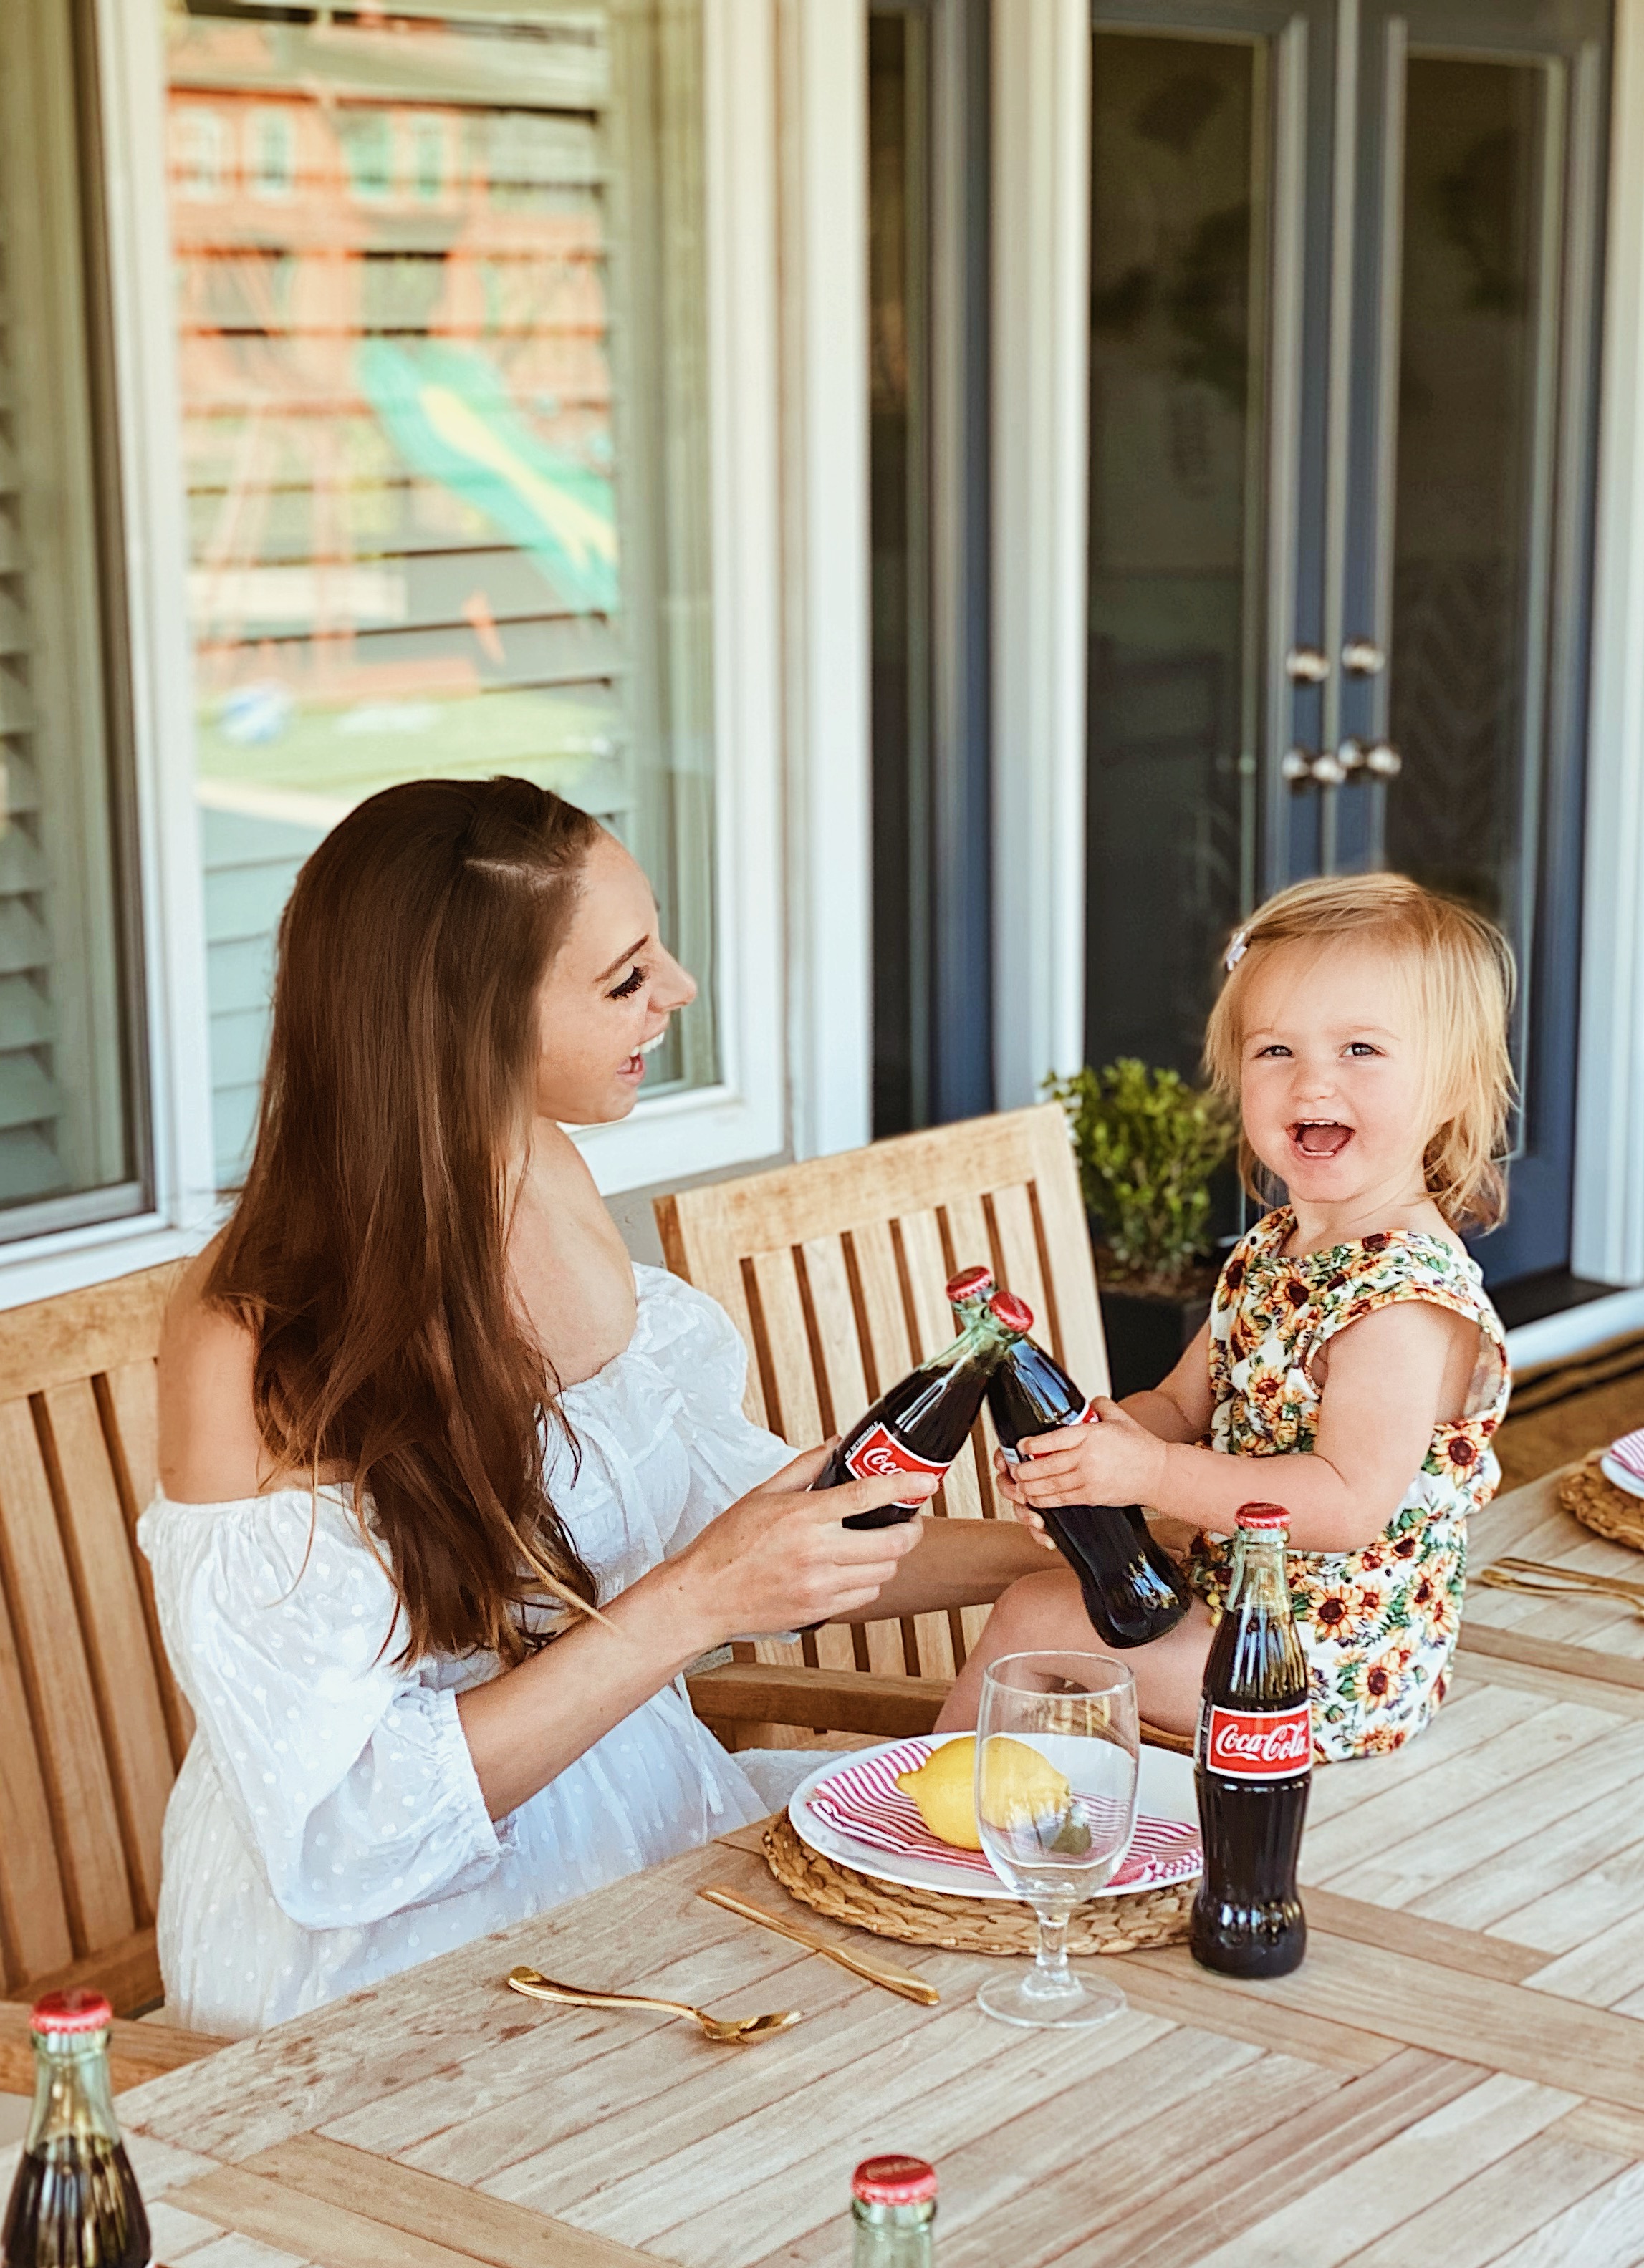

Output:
xmin=532 ymin=829 xmax=696 ymax=1126
xmin=1239 ymin=938 xmax=1435 ymax=1212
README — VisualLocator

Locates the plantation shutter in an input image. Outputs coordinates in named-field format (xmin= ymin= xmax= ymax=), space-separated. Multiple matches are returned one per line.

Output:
xmin=0 ymin=1 xmax=140 ymax=1230
xmin=164 ymin=1 xmax=718 ymax=1191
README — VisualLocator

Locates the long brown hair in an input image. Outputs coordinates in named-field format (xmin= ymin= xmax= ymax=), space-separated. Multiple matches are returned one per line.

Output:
xmin=206 ymin=776 xmax=605 ymax=1663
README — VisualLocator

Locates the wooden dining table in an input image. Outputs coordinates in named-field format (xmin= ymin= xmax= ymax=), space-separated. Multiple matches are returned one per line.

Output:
xmin=25 ymin=1462 xmax=1644 ymax=2267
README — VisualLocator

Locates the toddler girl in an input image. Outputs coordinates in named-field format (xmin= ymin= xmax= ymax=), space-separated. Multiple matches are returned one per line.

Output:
xmin=939 ymin=872 xmax=1513 ymax=1760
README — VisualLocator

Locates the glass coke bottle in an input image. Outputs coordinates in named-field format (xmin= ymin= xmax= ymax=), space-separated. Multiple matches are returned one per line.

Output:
xmin=851 ymin=2155 xmax=936 ymax=2265
xmin=1190 ymin=1503 xmax=1312 ymax=1977
xmin=813 ymin=1293 xmax=1025 ymax=1530
xmin=2 ymin=1992 xmax=150 ymax=2268
xmin=948 ymin=1268 xmax=1191 ymax=1645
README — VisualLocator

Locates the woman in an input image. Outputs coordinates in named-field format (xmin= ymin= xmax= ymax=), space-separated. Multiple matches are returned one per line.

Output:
xmin=147 ymin=778 xmax=1041 ymax=2036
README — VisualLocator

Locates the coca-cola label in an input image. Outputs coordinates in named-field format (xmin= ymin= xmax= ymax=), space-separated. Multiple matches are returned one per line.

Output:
xmin=1000 ymin=1399 xmax=1095 ymax=1465
xmin=845 ymin=1422 xmax=948 ymax=1505
xmin=1202 ymin=1702 xmax=1312 ymax=1780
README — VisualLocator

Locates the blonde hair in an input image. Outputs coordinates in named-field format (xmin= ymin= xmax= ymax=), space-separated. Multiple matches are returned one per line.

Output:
xmin=1203 ymin=873 xmax=1516 ymax=1232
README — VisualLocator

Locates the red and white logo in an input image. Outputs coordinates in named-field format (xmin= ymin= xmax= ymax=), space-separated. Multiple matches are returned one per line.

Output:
xmin=845 ymin=1422 xmax=948 ymax=1505
xmin=1203 ymin=1702 xmax=1312 ymax=1780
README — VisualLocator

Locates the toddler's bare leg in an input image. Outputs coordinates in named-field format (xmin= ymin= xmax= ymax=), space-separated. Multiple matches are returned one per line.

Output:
xmin=935 ymin=1569 xmax=1215 ymax=1736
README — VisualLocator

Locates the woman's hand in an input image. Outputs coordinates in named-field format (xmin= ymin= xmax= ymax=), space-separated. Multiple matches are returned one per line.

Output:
xmin=994 ymin=1400 xmax=1170 ymax=1515
xmin=463 ymin=1444 xmax=933 ymax=1821
xmin=670 ymin=1443 xmax=935 ymax=1646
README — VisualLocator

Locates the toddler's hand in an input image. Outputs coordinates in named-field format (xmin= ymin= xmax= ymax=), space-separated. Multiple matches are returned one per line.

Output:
xmin=991 ymin=1451 xmax=1059 ymax=1546
xmin=1002 ymin=1399 xmax=1170 ymax=1512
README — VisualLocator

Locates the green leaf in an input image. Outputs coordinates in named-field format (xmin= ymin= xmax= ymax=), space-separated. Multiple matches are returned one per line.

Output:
xmin=1044 ymin=1058 xmax=1234 ymax=1287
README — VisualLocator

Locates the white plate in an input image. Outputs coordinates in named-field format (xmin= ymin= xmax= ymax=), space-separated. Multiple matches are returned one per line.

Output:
xmin=789 ymin=1731 xmax=1199 ymax=1903
xmin=1601 ymin=1452 xmax=1644 ymax=1502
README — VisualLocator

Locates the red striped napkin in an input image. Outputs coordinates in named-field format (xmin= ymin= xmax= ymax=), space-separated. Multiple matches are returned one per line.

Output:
xmin=802 ymin=1738 xmax=1202 ymax=1891
xmin=1610 ymin=1428 xmax=1644 ymax=1489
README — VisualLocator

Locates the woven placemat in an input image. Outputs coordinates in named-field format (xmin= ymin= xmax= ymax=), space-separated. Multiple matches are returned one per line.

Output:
xmin=1559 ymin=1452 xmax=1644 ymax=1552
xmin=762 ymin=1814 xmax=1193 ymax=1959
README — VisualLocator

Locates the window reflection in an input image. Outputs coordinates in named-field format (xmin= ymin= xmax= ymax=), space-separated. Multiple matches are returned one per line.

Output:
xmin=1085 ymin=32 xmax=1268 ymax=1082
xmin=166 ymin=1 xmax=716 ymax=1186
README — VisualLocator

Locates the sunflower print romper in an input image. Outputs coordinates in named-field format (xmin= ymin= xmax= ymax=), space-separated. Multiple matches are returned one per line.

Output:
xmin=1183 ymin=1208 xmax=1511 ymax=1762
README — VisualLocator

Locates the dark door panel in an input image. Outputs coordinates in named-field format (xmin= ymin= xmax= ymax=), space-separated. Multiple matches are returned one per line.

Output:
xmin=1083 ymin=0 xmax=1610 ymax=1285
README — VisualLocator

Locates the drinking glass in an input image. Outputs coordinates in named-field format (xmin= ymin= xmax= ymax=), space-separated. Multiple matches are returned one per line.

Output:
xmin=974 ymin=1651 xmax=1140 ymax=2028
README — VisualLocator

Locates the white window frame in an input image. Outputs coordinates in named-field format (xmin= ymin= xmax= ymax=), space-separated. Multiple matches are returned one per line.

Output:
xmin=989 ymin=0 xmax=1091 ymax=1109
xmin=0 ymin=0 xmax=798 ymax=1303
xmin=1572 ymin=0 xmax=1644 ymax=1298
xmin=775 ymin=0 xmax=873 ymax=1164
xmin=0 ymin=0 xmax=218 ymax=1311
xmin=575 ymin=0 xmax=792 ymax=1193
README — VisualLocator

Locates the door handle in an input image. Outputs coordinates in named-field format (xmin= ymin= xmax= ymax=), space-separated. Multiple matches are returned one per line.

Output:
xmin=1285 ymin=646 xmax=1331 ymax=684
xmin=1281 ymin=740 xmax=1399 ymax=787
xmin=1335 ymin=738 xmax=1400 ymax=777
xmin=1282 ymin=744 xmax=1348 ymax=786
xmin=1342 ymin=638 xmax=1385 ymax=675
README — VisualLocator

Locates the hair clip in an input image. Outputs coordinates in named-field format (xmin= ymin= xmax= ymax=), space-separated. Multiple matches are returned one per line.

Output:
xmin=1224 ymin=927 xmax=1249 ymax=973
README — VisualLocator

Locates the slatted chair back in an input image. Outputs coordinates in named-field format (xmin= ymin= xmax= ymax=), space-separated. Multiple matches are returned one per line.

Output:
xmin=0 ymin=1262 xmax=188 ymax=2016
xmin=655 ymin=1103 xmax=1107 ymax=1712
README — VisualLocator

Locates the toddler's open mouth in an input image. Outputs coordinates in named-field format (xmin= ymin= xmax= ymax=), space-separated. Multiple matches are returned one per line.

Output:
xmin=1290 ymin=1119 xmax=1353 ymax=1160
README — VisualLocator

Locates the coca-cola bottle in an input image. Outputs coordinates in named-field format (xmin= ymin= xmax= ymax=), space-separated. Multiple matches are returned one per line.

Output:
xmin=1190 ymin=1502 xmax=1312 ymax=1977
xmin=814 ymin=1291 xmax=1025 ymax=1530
xmin=3 ymin=1991 xmax=151 ymax=2267
xmin=947 ymin=1270 xmax=1191 ymax=1646
xmin=850 ymin=2153 xmax=937 ymax=2266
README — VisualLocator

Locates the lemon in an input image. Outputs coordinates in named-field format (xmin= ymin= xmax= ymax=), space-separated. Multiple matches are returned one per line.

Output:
xmin=896 ymin=1735 xmax=1072 ymax=1851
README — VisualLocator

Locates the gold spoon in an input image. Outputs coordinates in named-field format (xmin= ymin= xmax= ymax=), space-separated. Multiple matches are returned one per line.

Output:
xmin=505 ymin=1964 xmax=802 ymax=2045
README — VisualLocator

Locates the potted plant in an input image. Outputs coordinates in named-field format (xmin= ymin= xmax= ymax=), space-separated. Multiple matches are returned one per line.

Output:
xmin=1046 ymin=1058 xmax=1236 ymax=1399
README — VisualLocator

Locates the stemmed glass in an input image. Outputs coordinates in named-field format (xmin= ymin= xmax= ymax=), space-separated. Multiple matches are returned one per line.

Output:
xmin=973 ymin=1651 xmax=1140 ymax=2028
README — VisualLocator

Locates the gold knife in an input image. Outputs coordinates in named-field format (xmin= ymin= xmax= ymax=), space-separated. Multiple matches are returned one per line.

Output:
xmin=698 ymin=1886 xmax=940 ymax=2005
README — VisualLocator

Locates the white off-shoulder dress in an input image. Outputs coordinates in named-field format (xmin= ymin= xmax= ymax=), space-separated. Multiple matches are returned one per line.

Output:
xmin=139 ymin=1265 xmax=818 ymax=2038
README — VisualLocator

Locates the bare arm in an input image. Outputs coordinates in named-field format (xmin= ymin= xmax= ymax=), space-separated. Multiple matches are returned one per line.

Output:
xmin=456 ymin=1444 xmax=933 ymax=1815
xmin=831 ymin=1507 xmax=1055 ymax=1618
xmin=1003 ymin=1299 xmax=1479 ymax=1555
xmin=465 ymin=1481 xmax=1054 ymax=1811
xmin=159 ymin=1276 xmax=938 ymax=1823
xmin=158 ymin=1243 xmax=277 ymax=1499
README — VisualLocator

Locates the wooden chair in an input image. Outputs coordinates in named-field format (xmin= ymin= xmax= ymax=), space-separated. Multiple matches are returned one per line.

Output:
xmin=661 ymin=1101 xmax=1120 ymax=1747
xmin=0 ymin=1261 xmax=227 ymax=2086
xmin=0 ymin=1099 xmax=1125 ymax=2093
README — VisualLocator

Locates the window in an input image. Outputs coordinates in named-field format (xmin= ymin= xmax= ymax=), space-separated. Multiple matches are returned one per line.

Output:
xmin=408 ymin=115 xmax=448 ymax=204
xmin=867 ymin=0 xmax=993 ymax=1137
xmin=868 ymin=8 xmax=933 ymax=1137
xmin=249 ymin=110 xmax=295 ymax=202
xmin=165 ymin=1 xmax=719 ymax=1190
xmin=174 ymin=108 xmax=227 ymax=201
xmin=0 ymin=0 xmax=145 ymax=1236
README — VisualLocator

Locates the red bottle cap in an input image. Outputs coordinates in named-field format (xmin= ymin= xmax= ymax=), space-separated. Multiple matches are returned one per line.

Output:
xmin=1234 ymin=1503 xmax=1290 ymax=1533
xmin=852 ymin=2155 xmax=938 ymax=2206
xmin=30 ymin=1991 xmax=112 ymax=2037
xmin=946 ymin=1265 xmax=994 ymax=1302
xmin=989 ymin=1290 xmax=1033 ymax=1333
